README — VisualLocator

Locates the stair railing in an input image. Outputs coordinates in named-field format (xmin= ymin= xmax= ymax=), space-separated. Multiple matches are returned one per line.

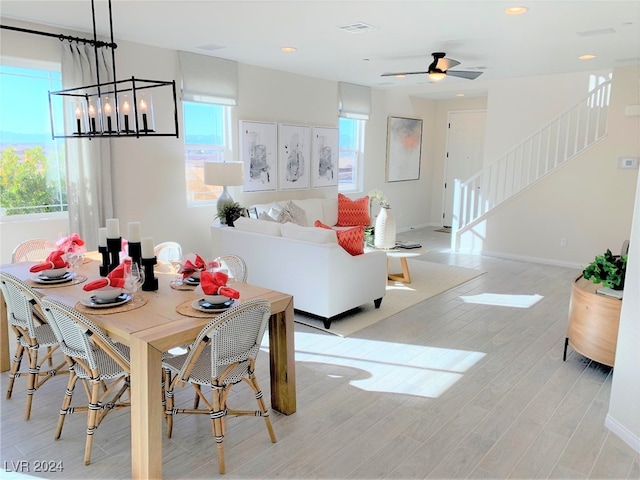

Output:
xmin=452 ymin=80 xmax=611 ymax=247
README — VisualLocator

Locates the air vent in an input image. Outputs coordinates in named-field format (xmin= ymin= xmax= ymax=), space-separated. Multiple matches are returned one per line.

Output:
xmin=577 ymin=27 xmax=615 ymax=37
xmin=197 ymin=44 xmax=224 ymax=51
xmin=339 ymin=22 xmax=377 ymax=34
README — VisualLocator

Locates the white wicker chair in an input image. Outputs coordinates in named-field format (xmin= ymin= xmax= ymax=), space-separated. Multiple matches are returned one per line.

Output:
xmin=0 ymin=272 xmax=68 ymax=420
xmin=216 ymin=254 xmax=247 ymax=282
xmin=11 ymin=239 xmax=57 ymax=263
xmin=40 ymin=297 xmax=131 ymax=466
xmin=162 ymin=299 xmax=276 ymax=474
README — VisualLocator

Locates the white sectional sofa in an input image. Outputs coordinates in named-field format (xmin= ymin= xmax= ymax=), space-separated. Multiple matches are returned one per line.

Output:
xmin=211 ymin=197 xmax=387 ymax=329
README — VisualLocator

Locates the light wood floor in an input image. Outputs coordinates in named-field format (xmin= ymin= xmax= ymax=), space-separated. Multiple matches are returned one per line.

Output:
xmin=1 ymin=227 xmax=638 ymax=479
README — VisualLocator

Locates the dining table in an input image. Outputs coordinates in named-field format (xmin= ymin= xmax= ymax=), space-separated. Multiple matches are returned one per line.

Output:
xmin=0 ymin=255 xmax=296 ymax=479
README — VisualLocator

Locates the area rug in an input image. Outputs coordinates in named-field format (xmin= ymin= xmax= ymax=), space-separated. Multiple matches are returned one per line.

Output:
xmin=294 ymin=259 xmax=485 ymax=337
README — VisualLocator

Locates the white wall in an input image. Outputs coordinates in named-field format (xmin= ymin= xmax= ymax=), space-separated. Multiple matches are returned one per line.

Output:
xmin=460 ymin=66 xmax=639 ymax=267
xmin=607 ymin=168 xmax=640 ymax=452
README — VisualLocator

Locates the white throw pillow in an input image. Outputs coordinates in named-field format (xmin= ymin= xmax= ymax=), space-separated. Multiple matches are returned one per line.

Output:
xmin=285 ymin=200 xmax=308 ymax=226
xmin=280 ymin=222 xmax=337 ymax=244
xmin=234 ymin=217 xmax=282 ymax=236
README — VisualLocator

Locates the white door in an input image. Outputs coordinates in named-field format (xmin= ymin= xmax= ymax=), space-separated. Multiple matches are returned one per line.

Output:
xmin=442 ymin=111 xmax=486 ymax=227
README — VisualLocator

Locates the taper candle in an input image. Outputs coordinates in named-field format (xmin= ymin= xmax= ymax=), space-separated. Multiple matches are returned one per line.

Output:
xmin=98 ymin=227 xmax=108 ymax=247
xmin=141 ymin=236 xmax=154 ymax=258
xmin=106 ymin=218 xmax=120 ymax=238
xmin=128 ymin=222 xmax=141 ymax=242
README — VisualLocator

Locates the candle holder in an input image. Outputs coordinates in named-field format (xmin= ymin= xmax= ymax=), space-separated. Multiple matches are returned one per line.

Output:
xmin=106 ymin=237 xmax=122 ymax=273
xmin=141 ymin=256 xmax=159 ymax=291
xmin=98 ymin=245 xmax=110 ymax=276
xmin=128 ymin=241 xmax=142 ymax=267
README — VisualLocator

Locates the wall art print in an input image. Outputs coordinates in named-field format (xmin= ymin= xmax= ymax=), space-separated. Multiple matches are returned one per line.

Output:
xmin=278 ymin=123 xmax=311 ymax=190
xmin=239 ymin=120 xmax=277 ymax=192
xmin=386 ymin=116 xmax=423 ymax=182
xmin=311 ymin=126 xmax=339 ymax=188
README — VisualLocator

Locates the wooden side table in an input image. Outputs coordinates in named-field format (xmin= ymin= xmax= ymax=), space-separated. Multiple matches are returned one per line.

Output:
xmin=372 ymin=247 xmax=425 ymax=284
xmin=564 ymin=275 xmax=622 ymax=367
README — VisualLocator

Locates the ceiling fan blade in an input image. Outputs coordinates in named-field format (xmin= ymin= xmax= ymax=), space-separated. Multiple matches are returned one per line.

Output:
xmin=381 ymin=71 xmax=430 ymax=77
xmin=436 ymin=57 xmax=460 ymax=70
xmin=445 ymin=70 xmax=483 ymax=80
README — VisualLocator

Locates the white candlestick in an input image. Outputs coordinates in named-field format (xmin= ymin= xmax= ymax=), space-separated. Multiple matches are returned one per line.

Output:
xmin=141 ymin=236 xmax=154 ymax=258
xmin=98 ymin=227 xmax=107 ymax=247
xmin=106 ymin=218 xmax=120 ymax=238
xmin=128 ymin=222 xmax=142 ymax=242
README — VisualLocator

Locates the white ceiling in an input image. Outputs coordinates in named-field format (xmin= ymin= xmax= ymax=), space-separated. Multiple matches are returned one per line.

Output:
xmin=1 ymin=0 xmax=639 ymax=99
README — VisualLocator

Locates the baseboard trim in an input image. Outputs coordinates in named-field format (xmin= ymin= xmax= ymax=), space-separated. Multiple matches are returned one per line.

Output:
xmin=481 ymin=250 xmax=583 ymax=270
xmin=605 ymin=413 xmax=640 ymax=453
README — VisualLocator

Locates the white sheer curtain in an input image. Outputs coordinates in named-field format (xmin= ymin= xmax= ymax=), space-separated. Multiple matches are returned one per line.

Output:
xmin=61 ymin=41 xmax=114 ymax=248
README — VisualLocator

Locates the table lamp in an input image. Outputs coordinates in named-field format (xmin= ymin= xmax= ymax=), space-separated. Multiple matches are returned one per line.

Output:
xmin=204 ymin=161 xmax=244 ymax=212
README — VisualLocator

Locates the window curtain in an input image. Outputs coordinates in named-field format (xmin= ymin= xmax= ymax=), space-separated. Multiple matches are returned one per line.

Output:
xmin=178 ymin=51 xmax=238 ymax=105
xmin=61 ymin=42 xmax=114 ymax=248
xmin=338 ymin=82 xmax=371 ymax=120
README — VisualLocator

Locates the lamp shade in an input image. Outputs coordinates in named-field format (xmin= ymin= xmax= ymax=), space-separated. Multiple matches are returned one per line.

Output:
xmin=204 ymin=161 xmax=244 ymax=186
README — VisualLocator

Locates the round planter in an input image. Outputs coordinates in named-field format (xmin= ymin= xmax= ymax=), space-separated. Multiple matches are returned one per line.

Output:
xmin=565 ymin=275 xmax=622 ymax=367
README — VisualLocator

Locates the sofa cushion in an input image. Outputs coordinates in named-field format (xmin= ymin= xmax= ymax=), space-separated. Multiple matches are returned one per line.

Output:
xmin=258 ymin=211 xmax=276 ymax=222
xmin=234 ymin=217 xmax=282 ymax=236
xmin=281 ymin=222 xmax=337 ymax=244
xmin=315 ymin=220 xmax=365 ymax=256
xmin=337 ymin=193 xmax=370 ymax=227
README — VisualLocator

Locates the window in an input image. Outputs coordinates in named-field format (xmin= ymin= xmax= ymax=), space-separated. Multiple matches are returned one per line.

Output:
xmin=0 ymin=63 xmax=67 ymax=218
xmin=183 ymin=101 xmax=232 ymax=205
xmin=338 ymin=117 xmax=365 ymax=192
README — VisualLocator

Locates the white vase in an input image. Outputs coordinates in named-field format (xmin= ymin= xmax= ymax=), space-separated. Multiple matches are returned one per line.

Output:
xmin=374 ymin=207 xmax=396 ymax=249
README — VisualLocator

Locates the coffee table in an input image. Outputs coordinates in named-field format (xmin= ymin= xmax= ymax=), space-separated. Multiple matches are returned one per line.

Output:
xmin=366 ymin=246 xmax=426 ymax=284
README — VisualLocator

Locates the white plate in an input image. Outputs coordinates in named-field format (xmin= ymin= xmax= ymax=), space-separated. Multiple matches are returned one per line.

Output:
xmin=184 ymin=277 xmax=200 ymax=286
xmin=81 ymin=293 xmax=132 ymax=309
xmin=191 ymin=298 xmax=235 ymax=313
xmin=32 ymin=272 xmax=76 ymax=284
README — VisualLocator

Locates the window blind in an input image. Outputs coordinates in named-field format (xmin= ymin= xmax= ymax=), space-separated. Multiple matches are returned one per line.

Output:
xmin=338 ymin=81 xmax=371 ymax=120
xmin=178 ymin=51 xmax=238 ymax=106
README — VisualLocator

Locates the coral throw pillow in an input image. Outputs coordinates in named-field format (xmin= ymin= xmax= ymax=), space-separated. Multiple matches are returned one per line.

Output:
xmin=337 ymin=193 xmax=370 ymax=226
xmin=315 ymin=220 xmax=364 ymax=256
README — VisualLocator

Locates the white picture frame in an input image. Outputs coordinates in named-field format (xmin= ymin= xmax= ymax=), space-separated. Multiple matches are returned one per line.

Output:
xmin=311 ymin=126 xmax=339 ymax=188
xmin=239 ymin=120 xmax=277 ymax=192
xmin=278 ymin=123 xmax=311 ymax=190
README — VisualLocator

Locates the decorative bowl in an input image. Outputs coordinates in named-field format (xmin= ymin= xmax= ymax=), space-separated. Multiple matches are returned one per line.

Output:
xmin=92 ymin=287 xmax=123 ymax=301
xmin=41 ymin=267 xmax=68 ymax=278
xmin=203 ymin=294 xmax=231 ymax=304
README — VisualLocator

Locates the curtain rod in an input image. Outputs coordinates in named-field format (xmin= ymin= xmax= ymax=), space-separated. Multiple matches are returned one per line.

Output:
xmin=0 ymin=24 xmax=117 ymax=49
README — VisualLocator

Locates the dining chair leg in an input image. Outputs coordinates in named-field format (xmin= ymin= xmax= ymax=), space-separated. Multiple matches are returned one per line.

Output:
xmin=6 ymin=341 xmax=25 ymax=400
xmin=211 ymin=387 xmax=226 ymax=474
xmin=55 ymin=369 xmax=78 ymax=440
xmin=84 ymin=378 xmax=102 ymax=465
xmin=164 ymin=370 xmax=175 ymax=438
xmin=24 ymin=344 xmax=39 ymax=420
xmin=247 ymin=373 xmax=277 ymax=443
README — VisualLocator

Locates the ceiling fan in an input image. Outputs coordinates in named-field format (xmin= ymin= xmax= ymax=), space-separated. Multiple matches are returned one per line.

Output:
xmin=381 ymin=52 xmax=482 ymax=81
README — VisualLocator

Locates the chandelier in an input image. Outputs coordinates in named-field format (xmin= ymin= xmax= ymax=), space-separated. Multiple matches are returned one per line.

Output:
xmin=48 ymin=0 xmax=179 ymax=139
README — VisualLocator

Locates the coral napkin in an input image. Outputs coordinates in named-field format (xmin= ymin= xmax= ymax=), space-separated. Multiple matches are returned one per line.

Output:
xmin=181 ymin=254 xmax=206 ymax=279
xmin=83 ymin=263 xmax=127 ymax=291
xmin=56 ymin=233 xmax=86 ymax=253
xmin=200 ymin=271 xmax=240 ymax=299
xmin=29 ymin=250 xmax=69 ymax=273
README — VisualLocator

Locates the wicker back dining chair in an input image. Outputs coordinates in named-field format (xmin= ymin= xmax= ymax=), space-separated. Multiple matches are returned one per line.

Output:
xmin=162 ymin=298 xmax=276 ymax=474
xmin=0 ymin=272 xmax=68 ymax=420
xmin=217 ymin=254 xmax=247 ymax=282
xmin=39 ymin=297 xmax=131 ymax=466
xmin=11 ymin=239 xmax=57 ymax=263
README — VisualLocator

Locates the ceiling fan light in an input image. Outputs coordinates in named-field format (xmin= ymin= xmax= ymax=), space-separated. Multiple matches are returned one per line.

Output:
xmin=428 ymin=71 xmax=446 ymax=81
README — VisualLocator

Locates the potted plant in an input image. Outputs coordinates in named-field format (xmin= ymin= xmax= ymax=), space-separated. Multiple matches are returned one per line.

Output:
xmin=582 ymin=249 xmax=627 ymax=290
xmin=216 ymin=202 xmax=244 ymax=227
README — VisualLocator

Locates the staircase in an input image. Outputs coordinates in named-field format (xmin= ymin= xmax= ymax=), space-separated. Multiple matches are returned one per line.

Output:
xmin=452 ymin=80 xmax=611 ymax=250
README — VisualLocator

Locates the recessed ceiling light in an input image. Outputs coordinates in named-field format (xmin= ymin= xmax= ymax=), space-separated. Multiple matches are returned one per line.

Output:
xmin=281 ymin=46 xmax=297 ymax=53
xmin=579 ymin=54 xmax=596 ymax=60
xmin=505 ymin=6 xmax=528 ymax=15
xmin=456 ymin=93 xmax=465 ymax=97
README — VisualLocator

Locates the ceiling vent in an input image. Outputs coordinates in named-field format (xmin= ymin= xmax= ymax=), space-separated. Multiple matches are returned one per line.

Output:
xmin=339 ymin=22 xmax=377 ymax=34
xmin=577 ymin=27 xmax=616 ymax=37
